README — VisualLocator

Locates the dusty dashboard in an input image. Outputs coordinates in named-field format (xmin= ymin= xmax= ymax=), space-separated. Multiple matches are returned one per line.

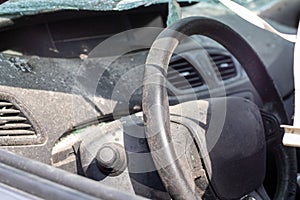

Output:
xmin=0 ymin=3 xmax=296 ymax=169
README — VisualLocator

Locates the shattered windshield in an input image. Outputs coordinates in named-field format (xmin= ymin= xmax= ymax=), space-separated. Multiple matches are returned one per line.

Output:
xmin=0 ymin=0 xmax=280 ymax=16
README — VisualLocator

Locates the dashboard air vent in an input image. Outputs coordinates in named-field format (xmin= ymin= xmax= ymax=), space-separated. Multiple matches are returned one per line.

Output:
xmin=168 ymin=57 xmax=203 ymax=90
xmin=209 ymin=53 xmax=237 ymax=80
xmin=168 ymin=51 xmax=238 ymax=91
xmin=0 ymin=100 xmax=35 ymax=136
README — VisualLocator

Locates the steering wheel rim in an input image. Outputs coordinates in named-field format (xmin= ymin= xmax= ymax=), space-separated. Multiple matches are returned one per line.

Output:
xmin=142 ymin=17 xmax=297 ymax=199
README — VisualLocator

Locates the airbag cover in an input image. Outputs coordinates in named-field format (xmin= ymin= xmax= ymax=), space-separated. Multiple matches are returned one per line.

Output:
xmin=206 ymin=97 xmax=265 ymax=199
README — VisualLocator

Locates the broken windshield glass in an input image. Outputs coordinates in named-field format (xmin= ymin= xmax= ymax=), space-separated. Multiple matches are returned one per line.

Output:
xmin=0 ymin=0 xmax=279 ymax=16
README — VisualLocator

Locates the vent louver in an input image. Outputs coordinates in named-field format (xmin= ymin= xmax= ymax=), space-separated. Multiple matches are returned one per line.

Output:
xmin=168 ymin=57 xmax=204 ymax=90
xmin=168 ymin=51 xmax=237 ymax=90
xmin=0 ymin=100 xmax=35 ymax=136
xmin=209 ymin=53 xmax=237 ymax=80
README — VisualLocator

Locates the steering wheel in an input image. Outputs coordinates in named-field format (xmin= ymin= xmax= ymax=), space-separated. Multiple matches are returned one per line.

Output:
xmin=142 ymin=17 xmax=297 ymax=199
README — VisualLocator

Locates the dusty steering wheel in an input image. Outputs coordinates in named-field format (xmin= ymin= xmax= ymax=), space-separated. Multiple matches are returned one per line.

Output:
xmin=142 ymin=17 xmax=297 ymax=199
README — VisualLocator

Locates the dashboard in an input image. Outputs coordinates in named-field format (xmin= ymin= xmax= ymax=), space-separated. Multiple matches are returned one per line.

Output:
xmin=0 ymin=3 xmax=296 ymax=168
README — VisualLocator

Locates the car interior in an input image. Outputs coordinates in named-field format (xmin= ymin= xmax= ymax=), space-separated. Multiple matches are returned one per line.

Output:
xmin=0 ymin=0 xmax=299 ymax=199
